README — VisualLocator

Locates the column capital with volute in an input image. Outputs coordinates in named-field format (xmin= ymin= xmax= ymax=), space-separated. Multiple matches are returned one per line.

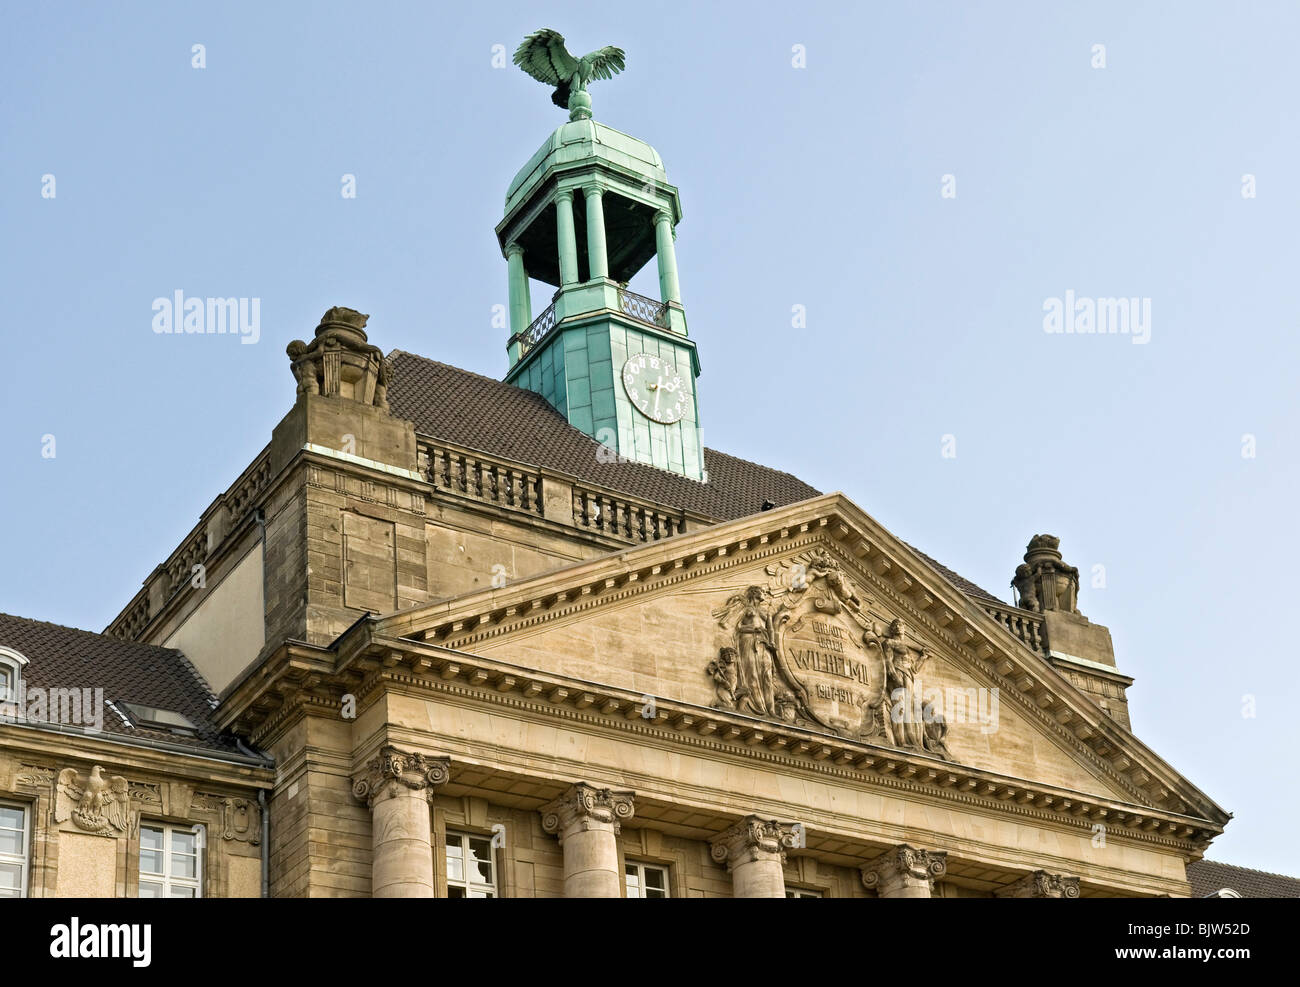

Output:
xmin=995 ymin=870 xmax=1081 ymax=898
xmin=539 ymin=782 xmax=635 ymax=842
xmin=860 ymin=843 xmax=948 ymax=898
xmin=709 ymin=816 xmax=797 ymax=870
xmin=351 ymin=745 xmax=450 ymax=809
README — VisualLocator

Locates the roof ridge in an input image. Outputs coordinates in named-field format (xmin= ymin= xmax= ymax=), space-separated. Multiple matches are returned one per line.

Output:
xmin=700 ymin=445 xmax=822 ymax=486
xmin=387 ymin=350 xmax=509 ymax=389
xmin=0 ymin=611 xmax=182 ymax=657
xmin=1192 ymin=859 xmax=1300 ymax=880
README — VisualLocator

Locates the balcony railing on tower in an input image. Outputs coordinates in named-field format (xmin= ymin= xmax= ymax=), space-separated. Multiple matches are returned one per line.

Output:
xmin=513 ymin=301 xmax=557 ymax=360
xmin=617 ymin=287 xmax=668 ymax=329
xmin=512 ymin=287 xmax=671 ymax=361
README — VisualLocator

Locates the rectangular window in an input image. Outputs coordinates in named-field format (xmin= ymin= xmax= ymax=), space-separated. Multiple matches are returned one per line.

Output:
xmin=444 ymin=832 xmax=496 ymax=898
xmin=0 ymin=803 xmax=29 ymax=898
xmin=138 ymin=824 xmax=202 ymax=898
xmin=785 ymin=888 xmax=823 ymax=898
xmin=625 ymin=861 xmax=669 ymax=898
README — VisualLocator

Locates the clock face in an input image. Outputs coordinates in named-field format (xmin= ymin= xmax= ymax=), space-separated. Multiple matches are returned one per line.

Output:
xmin=621 ymin=354 xmax=689 ymax=424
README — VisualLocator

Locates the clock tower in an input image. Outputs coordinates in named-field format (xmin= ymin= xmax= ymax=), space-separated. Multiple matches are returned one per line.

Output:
xmin=496 ymin=73 xmax=705 ymax=480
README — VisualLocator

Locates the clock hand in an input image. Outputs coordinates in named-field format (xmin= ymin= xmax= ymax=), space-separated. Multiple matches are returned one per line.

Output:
xmin=653 ymin=376 xmax=662 ymax=415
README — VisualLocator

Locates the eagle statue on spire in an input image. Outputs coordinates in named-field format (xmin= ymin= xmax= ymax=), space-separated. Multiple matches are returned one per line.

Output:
xmin=513 ymin=29 xmax=626 ymax=121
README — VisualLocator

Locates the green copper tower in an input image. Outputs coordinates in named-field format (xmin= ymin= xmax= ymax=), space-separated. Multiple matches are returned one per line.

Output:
xmin=498 ymin=29 xmax=704 ymax=481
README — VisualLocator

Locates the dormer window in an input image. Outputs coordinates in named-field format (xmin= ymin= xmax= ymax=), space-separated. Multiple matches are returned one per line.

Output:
xmin=0 ymin=647 xmax=28 ymax=703
xmin=119 ymin=703 xmax=198 ymax=736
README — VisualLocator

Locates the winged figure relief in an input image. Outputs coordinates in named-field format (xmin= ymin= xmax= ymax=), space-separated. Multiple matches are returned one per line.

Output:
xmin=514 ymin=29 xmax=626 ymax=117
xmin=56 ymin=766 xmax=133 ymax=836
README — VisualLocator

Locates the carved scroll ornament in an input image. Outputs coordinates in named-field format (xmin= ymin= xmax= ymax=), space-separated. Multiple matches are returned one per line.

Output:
xmin=352 ymin=747 xmax=450 ymax=809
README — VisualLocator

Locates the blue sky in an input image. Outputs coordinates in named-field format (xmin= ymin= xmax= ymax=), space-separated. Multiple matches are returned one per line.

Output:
xmin=3 ymin=1 xmax=1297 ymax=874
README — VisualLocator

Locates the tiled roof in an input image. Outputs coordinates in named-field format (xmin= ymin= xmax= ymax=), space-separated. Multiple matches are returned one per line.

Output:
xmin=1186 ymin=859 xmax=1300 ymax=898
xmin=0 ymin=613 xmax=246 ymax=757
xmin=385 ymin=351 xmax=1002 ymax=602
xmin=907 ymin=546 xmax=1001 ymax=604
xmin=386 ymin=351 xmax=820 ymax=521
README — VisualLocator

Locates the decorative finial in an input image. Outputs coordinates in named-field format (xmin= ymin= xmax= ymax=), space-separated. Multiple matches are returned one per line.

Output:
xmin=1011 ymin=534 xmax=1081 ymax=615
xmin=514 ymin=28 xmax=626 ymax=122
xmin=286 ymin=307 xmax=389 ymax=411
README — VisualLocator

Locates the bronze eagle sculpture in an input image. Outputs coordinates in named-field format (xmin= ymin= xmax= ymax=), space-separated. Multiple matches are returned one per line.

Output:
xmin=514 ymin=29 xmax=626 ymax=120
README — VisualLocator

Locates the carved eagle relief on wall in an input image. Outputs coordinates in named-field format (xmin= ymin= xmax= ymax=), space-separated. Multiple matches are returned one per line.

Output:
xmin=55 ymin=766 xmax=134 ymax=837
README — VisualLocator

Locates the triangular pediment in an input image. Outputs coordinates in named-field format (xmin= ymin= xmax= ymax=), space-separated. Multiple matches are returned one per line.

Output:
xmin=374 ymin=493 xmax=1227 ymax=828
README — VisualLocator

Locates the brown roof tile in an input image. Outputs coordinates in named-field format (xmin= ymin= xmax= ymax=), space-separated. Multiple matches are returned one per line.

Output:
xmin=1186 ymin=859 xmax=1300 ymax=898
xmin=0 ymin=612 xmax=244 ymax=756
xmin=386 ymin=351 xmax=1001 ymax=601
xmin=386 ymin=351 xmax=820 ymax=521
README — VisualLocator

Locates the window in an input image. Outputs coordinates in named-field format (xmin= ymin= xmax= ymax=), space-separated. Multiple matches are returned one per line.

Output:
xmin=444 ymin=832 xmax=496 ymax=898
xmin=0 ymin=803 xmax=29 ymax=898
xmin=785 ymin=888 xmax=823 ymax=898
xmin=625 ymin=861 xmax=669 ymax=898
xmin=138 ymin=824 xmax=202 ymax=897
xmin=120 ymin=703 xmax=198 ymax=736
xmin=0 ymin=646 xmax=28 ymax=703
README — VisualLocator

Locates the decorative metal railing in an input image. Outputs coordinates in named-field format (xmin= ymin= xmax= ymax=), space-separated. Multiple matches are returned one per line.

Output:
xmin=982 ymin=601 xmax=1047 ymax=656
xmin=511 ymin=289 xmax=670 ymax=363
xmin=515 ymin=302 xmax=557 ymax=359
xmin=618 ymin=288 xmax=668 ymax=328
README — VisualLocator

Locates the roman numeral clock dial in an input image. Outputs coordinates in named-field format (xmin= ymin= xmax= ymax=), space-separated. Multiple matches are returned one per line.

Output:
xmin=621 ymin=354 xmax=688 ymax=424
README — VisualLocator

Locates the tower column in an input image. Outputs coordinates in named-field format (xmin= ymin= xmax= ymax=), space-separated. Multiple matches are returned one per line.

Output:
xmin=709 ymin=817 xmax=796 ymax=898
xmin=505 ymin=242 xmax=531 ymax=335
xmin=584 ymin=185 xmax=609 ymax=280
xmin=351 ymin=747 xmax=450 ymax=898
xmin=653 ymin=209 xmax=681 ymax=304
xmin=555 ymin=189 xmax=580 ymax=286
xmin=540 ymin=783 xmax=635 ymax=897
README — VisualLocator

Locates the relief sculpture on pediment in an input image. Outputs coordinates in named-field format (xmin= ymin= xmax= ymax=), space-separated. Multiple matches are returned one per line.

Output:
xmin=707 ymin=548 xmax=953 ymax=760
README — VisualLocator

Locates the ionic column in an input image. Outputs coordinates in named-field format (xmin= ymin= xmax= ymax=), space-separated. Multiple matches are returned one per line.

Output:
xmin=583 ymin=185 xmax=609 ymax=280
xmin=995 ymin=870 xmax=1081 ymax=898
xmin=505 ymin=242 xmax=531 ymax=335
xmin=709 ymin=817 xmax=796 ymax=898
xmin=352 ymin=746 xmax=450 ymax=898
xmin=653 ymin=209 xmax=681 ymax=304
xmin=555 ymin=189 xmax=579 ymax=286
xmin=540 ymin=783 xmax=635 ymax=897
xmin=860 ymin=844 xmax=948 ymax=898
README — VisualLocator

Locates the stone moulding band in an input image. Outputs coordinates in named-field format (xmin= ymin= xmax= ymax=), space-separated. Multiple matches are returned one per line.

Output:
xmin=327 ymin=638 xmax=1219 ymax=854
xmin=303 ymin=443 xmax=424 ymax=482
